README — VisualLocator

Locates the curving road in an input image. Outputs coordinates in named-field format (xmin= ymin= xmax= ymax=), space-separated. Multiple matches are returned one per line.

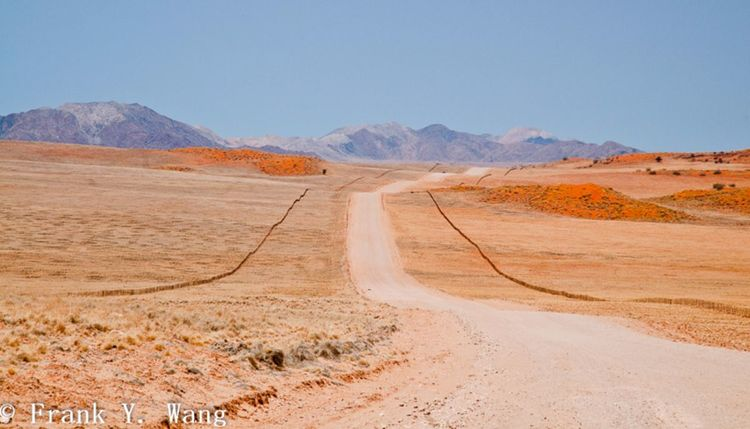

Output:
xmin=346 ymin=171 xmax=750 ymax=428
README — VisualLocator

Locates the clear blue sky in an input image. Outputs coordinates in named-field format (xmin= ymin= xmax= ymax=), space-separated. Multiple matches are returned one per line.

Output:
xmin=1 ymin=1 xmax=749 ymax=151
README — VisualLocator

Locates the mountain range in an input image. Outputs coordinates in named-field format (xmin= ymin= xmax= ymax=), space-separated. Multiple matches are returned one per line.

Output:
xmin=0 ymin=102 xmax=639 ymax=163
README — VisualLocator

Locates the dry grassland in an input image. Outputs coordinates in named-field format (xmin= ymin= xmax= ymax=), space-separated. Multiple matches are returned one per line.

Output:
xmin=0 ymin=140 xmax=432 ymax=426
xmin=388 ymin=159 xmax=750 ymax=351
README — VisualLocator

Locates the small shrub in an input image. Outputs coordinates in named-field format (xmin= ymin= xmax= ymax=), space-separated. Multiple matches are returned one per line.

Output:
xmin=713 ymin=183 xmax=725 ymax=191
xmin=672 ymin=171 xmax=681 ymax=175
xmin=655 ymin=156 xmax=663 ymax=162
xmin=714 ymin=170 xmax=722 ymax=175
xmin=729 ymin=183 xmax=736 ymax=188
xmin=16 ymin=350 xmax=37 ymax=363
xmin=649 ymin=171 xmax=657 ymax=175
xmin=54 ymin=322 xmax=66 ymax=334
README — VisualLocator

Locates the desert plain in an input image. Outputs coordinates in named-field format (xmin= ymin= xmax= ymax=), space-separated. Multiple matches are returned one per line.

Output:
xmin=1 ymin=140 xmax=749 ymax=428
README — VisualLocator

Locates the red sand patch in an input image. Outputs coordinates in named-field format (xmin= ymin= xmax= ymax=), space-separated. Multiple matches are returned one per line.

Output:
xmin=172 ymin=147 xmax=321 ymax=176
xmin=446 ymin=184 xmax=691 ymax=222
xmin=675 ymin=149 xmax=750 ymax=164
xmin=638 ymin=169 xmax=750 ymax=179
xmin=599 ymin=153 xmax=674 ymax=165
xmin=601 ymin=149 xmax=750 ymax=166
xmin=660 ymin=187 xmax=750 ymax=215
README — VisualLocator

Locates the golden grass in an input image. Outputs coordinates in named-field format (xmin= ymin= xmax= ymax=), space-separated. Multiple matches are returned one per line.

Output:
xmin=426 ymin=191 xmax=604 ymax=302
xmin=0 ymin=146 xmax=412 ymax=424
xmin=387 ymin=189 xmax=750 ymax=350
xmin=80 ymin=189 xmax=310 ymax=297
xmin=427 ymin=190 xmax=750 ymax=318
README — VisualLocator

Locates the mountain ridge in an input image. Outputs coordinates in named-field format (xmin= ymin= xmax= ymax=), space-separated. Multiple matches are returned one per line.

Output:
xmin=1 ymin=102 xmax=640 ymax=162
xmin=228 ymin=124 xmax=639 ymax=163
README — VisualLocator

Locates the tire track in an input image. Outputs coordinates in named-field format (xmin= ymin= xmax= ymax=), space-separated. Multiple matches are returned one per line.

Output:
xmin=425 ymin=190 xmax=750 ymax=318
xmin=79 ymin=188 xmax=310 ymax=297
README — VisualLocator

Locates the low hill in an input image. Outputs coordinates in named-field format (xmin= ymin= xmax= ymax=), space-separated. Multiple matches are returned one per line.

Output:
xmin=441 ymin=183 xmax=690 ymax=222
xmin=657 ymin=187 xmax=750 ymax=215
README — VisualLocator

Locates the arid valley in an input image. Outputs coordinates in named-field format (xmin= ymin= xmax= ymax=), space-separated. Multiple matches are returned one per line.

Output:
xmin=1 ymin=140 xmax=749 ymax=427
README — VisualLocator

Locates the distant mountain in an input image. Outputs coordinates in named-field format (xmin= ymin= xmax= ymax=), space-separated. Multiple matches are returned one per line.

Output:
xmin=229 ymin=124 xmax=639 ymax=163
xmin=0 ymin=102 xmax=639 ymax=162
xmin=0 ymin=102 xmax=224 ymax=149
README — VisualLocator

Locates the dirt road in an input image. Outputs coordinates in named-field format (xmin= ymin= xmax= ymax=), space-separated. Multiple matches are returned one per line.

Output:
xmin=345 ymin=172 xmax=750 ymax=428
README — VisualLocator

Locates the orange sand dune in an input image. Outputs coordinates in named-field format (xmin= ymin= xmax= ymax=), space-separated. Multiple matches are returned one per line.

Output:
xmin=601 ymin=149 xmax=750 ymax=166
xmin=171 ymin=147 xmax=321 ymax=176
xmin=445 ymin=183 xmax=690 ymax=222
xmin=659 ymin=187 xmax=750 ymax=215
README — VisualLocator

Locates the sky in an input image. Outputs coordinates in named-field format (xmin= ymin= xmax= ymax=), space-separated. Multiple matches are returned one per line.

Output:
xmin=1 ymin=1 xmax=749 ymax=152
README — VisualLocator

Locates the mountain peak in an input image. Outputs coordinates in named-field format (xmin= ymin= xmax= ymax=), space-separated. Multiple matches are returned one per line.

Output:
xmin=418 ymin=123 xmax=450 ymax=132
xmin=416 ymin=124 xmax=458 ymax=141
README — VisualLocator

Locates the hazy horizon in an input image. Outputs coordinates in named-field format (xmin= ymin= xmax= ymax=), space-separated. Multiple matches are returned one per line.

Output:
xmin=2 ymin=1 xmax=749 ymax=151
